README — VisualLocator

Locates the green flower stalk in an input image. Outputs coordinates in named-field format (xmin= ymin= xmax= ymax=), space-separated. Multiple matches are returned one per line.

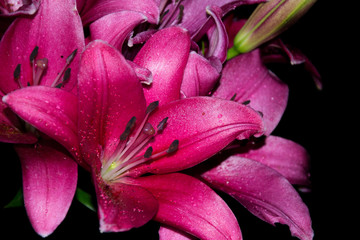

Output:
xmin=228 ymin=0 xmax=317 ymax=58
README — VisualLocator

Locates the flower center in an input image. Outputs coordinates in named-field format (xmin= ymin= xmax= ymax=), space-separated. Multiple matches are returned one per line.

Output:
xmin=100 ymin=101 xmax=179 ymax=183
xmin=13 ymin=46 xmax=77 ymax=88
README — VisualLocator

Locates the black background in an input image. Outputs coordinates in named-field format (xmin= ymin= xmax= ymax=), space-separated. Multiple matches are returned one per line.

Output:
xmin=1 ymin=1 xmax=353 ymax=239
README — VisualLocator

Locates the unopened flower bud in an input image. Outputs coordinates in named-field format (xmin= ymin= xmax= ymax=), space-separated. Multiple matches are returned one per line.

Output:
xmin=228 ymin=0 xmax=316 ymax=57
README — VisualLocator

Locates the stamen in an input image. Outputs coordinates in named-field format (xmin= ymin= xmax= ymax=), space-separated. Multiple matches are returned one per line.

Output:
xmin=146 ymin=101 xmax=159 ymax=114
xmin=157 ymin=117 xmax=168 ymax=132
xmin=55 ymin=68 xmax=71 ymax=88
xmin=159 ymin=9 xmax=169 ymax=22
xmin=120 ymin=116 xmax=136 ymax=141
xmin=101 ymin=102 xmax=179 ymax=182
xmin=30 ymin=46 xmax=39 ymax=62
xmin=144 ymin=147 xmax=153 ymax=158
xmin=30 ymin=46 xmax=39 ymax=85
xmin=66 ymin=49 xmax=78 ymax=65
xmin=177 ymin=5 xmax=184 ymax=24
xmin=242 ymin=100 xmax=251 ymax=105
xmin=13 ymin=64 xmax=21 ymax=80
xmin=230 ymin=93 xmax=237 ymax=101
xmin=51 ymin=49 xmax=78 ymax=88
xmin=14 ymin=64 xmax=24 ymax=88
xmin=63 ymin=68 xmax=71 ymax=82
xmin=159 ymin=0 xmax=184 ymax=28
xmin=167 ymin=139 xmax=179 ymax=153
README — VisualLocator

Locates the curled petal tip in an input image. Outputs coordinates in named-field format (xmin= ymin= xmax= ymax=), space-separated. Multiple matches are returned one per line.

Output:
xmin=233 ymin=0 xmax=317 ymax=54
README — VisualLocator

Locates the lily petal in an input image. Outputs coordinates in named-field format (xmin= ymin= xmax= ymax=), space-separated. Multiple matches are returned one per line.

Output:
xmin=0 ymin=0 xmax=84 ymax=94
xmin=163 ymin=0 xmax=265 ymax=37
xmin=261 ymin=40 xmax=322 ymax=90
xmin=15 ymin=141 xmax=77 ymax=237
xmin=130 ymin=97 xmax=264 ymax=176
xmin=159 ymin=226 xmax=196 ymax=240
xmin=0 ymin=101 xmax=37 ymax=144
xmin=134 ymin=27 xmax=191 ymax=105
xmin=205 ymin=6 xmax=228 ymax=63
xmin=2 ymin=86 xmax=79 ymax=158
xmin=93 ymin=174 xmax=158 ymax=232
xmin=200 ymin=156 xmax=313 ymax=240
xmin=90 ymin=11 xmax=147 ymax=50
xmin=80 ymin=0 xmax=159 ymax=25
xmin=213 ymin=49 xmax=288 ymax=135
xmin=133 ymin=173 xmax=242 ymax=240
xmin=237 ymin=136 xmax=311 ymax=186
xmin=181 ymin=51 xmax=220 ymax=98
xmin=78 ymin=40 xmax=146 ymax=165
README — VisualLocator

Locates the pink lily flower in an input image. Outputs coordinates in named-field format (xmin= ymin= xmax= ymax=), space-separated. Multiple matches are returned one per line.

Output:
xmin=3 ymin=30 xmax=265 ymax=240
xmin=0 ymin=0 xmax=84 ymax=236
xmin=174 ymin=29 xmax=313 ymax=239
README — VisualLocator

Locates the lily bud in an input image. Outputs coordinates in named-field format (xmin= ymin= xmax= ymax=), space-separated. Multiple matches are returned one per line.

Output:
xmin=228 ymin=0 xmax=316 ymax=57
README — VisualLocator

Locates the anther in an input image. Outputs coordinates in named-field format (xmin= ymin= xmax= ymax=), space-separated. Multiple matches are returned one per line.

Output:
xmin=30 ymin=46 xmax=39 ymax=62
xmin=66 ymin=49 xmax=78 ymax=65
xmin=230 ymin=93 xmax=237 ymax=101
xmin=242 ymin=100 xmax=251 ymax=105
xmin=120 ymin=116 xmax=137 ymax=141
xmin=63 ymin=68 xmax=71 ymax=82
xmin=144 ymin=147 xmax=153 ymax=158
xmin=177 ymin=5 xmax=184 ymax=24
xmin=167 ymin=139 xmax=179 ymax=153
xmin=157 ymin=117 xmax=168 ymax=132
xmin=146 ymin=101 xmax=159 ymax=114
xmin=13 ymin=64 xmax=21 ymax=79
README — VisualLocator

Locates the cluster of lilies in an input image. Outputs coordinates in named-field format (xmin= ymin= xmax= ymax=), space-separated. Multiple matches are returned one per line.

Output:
xmin=0 ymin=0 xmax=319 ymax=239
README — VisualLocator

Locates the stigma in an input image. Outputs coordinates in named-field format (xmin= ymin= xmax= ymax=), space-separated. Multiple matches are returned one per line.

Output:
xmin=101 ymin=101 xmax=179 ymax=183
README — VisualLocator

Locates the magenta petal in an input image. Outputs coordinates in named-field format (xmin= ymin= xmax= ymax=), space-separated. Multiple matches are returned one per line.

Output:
xmin=0 ymin=0 xmax=84 ymax=94
xmin=0 ymin=101 xmax=37 ymax=143
xmin=90 ymin=11 xmax=147 ymax=50
xmin=238 ymin=136 xmax=311 ymax=186
xmin=78 ymin=40 xmax=146 ymax=165
xmin=159 ymin=226 xmax=196 ymax=240
xmin=201 ymin=156 xmax=313 ymax=240
xmin=205 ymin=6 xmax=228 ymax=63
xmin=127 ymin=60 xmax=153 ymax=85
xmin=164 ymin=0 xmax=265 ymax=37
xmin=2 ymin=86 xmax=79 ymax=157
xmin=80 ymin=0 xmax=159 ymax=25
xmin=15 ymin=141 xmax=77 ymax=237
xmin=134 ymin=27 xmax=191 ymax=105
xmin=130 ymin=97 xmax=264 ymax=176
xmin=261 ymin=40 xmax=322 ymax=90
xmin=213 ymin=49 xmax=288 ymax=135
xmin=181 ymin=52 xmax=220 ymax=98
xmin=93 ymin=175 xmax=158 ymax=232
xmin=134 ymin=173 xmax=242 ymax=240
